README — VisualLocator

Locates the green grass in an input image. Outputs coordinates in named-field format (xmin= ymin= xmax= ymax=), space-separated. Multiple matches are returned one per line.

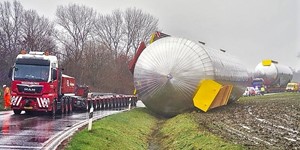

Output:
xmin=159 ymin=113 xmax=244 ymax=150
xmin=239 ymin=92 xmax=300 ymax=102
xmin=65 ymin=108 xmax=158 ymax=150
xmin=66 ymin=107 xmax=244 ymax=150
xmin=0 ymin=89 xmax=4 ymax=111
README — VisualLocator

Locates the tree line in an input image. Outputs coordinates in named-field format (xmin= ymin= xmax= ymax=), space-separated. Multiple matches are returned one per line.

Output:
xmin=0 ymin=1 xmax=159 ymax=94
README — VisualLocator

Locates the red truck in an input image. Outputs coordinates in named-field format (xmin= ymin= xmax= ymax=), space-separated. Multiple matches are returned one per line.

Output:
xmin=9 ymin=50 xmax=137 ymax=115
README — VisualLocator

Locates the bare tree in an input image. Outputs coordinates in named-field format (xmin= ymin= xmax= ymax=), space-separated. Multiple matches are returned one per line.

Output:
xmin=22 ymin=9 xmax=56 ymax=52
xmin=82 ymin=41 xmax=114 ymax=91
xmin=92 ymin=7 xmax=158 ymax=93
xmin=123 ymin=7 xmax=158 ymax=56
xmin=0 ymin=0 xmax=24 ymax=84
xmin=94 ymin=10 xmax=123 ymax=59
xmin=0 ymin=0 xmax=23 ymax=57
xmin=55 ymin=4 xmax=96 ymax=83
xmin=95 ymin=7 xmax=159 ymax=58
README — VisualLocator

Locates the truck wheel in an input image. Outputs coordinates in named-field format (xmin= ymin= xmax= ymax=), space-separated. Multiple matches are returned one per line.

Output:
xmin=65 ymin=100 xmax=69 ymax=114
xmin=13 ymin=109 xmax=21 ymax=115
xmin=60 ymin=99 xmax=65 ymax=114
xmin=69 ymin=99 xmax=73 ymax=113
xmin=51 ymin=102 xmax=56 ymax=116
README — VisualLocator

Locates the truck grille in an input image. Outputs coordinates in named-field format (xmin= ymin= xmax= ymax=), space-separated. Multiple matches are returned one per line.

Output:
xmin=17 ymin=84 xmax=43 ymax=94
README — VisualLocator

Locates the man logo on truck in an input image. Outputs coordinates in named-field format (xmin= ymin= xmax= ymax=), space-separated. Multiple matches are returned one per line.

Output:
xmin=24 ymin=87 xmax=36 ymax=92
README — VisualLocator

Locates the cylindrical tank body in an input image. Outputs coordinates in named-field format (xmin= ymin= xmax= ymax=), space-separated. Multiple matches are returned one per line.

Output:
xmin=133 ymin=37 xmax=249 ymax=117
xmin=254 ymin=62 xmax=293 ymax=87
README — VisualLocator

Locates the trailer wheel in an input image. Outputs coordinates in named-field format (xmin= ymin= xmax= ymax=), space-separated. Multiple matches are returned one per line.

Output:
xmin=116 ymin=99 xmax=119 ymax=108
xmin=61 ymin=99 xmax=65 ymax=114
xmin=86 ymin=101 xmax=89 ymax=111
xmin=65 ymin=99 xmax=69 ymax=114
xmin=69 ymin=98 xmax=73 ymax=113
xmin=98 ymin=101 xmax=101 ymax=110
xmin=13 ymin=109 xmax=21 ymax=115
xmin=121 ymin=99 xmax=124 ymax=107
xmin=106 ymin=100 xmax=109 ymax=109
xmin=94 ymin=102 xmax=97 ymax=110
xmin=101 ymin=100 xmax=104 ymax=110
xmin=99 ymin=100 xmax=103 ymax=110
xmin=95 ymin=101 xmax=99 ymax=110
xmin=98 ymin=100 xmax=101 ymax=110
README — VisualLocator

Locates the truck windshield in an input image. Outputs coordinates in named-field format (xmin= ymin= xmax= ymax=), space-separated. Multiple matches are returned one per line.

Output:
xmin=252 ymin=79 xmax=264 ymax=87
xmin=14 ymin=64 xmax=50 ymax=82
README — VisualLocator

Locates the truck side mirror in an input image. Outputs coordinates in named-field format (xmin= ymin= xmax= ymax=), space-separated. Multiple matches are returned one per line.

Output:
xmin=8 ymin=67 xmax=13 ymax=79
xmin=52 ymin=69 xmax=57 ymax=80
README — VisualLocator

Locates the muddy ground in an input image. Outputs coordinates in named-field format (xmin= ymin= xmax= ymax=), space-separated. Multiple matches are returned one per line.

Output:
xmin=194 ymin=93 xmax=300 ymax=150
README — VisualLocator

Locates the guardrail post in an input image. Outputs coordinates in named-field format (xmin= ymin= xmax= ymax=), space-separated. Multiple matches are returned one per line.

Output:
xmin=88 ymin=105 xmax=94 ymax=131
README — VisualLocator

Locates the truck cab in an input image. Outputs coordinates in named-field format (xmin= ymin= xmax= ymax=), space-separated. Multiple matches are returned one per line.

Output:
xmin=252 ymin=78 xmax=264 ymax=89
xmin=9 ymin=50 xmax=59 ymax=114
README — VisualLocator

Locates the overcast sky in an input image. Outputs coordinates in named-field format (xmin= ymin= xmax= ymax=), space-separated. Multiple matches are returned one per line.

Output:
xmin=6 ymin=0 xmax=300 ymax=71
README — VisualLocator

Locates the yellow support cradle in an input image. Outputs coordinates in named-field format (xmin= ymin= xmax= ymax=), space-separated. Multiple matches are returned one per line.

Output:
xmin=193 ymin=79 xmax=233 ymax=112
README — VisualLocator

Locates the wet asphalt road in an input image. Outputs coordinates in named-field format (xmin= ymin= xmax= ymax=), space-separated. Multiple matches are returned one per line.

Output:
xmin=0 ymin=109 xmax=123 ymax=150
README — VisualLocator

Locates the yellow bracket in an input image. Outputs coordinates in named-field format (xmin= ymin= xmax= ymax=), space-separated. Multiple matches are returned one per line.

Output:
xmin=209 ymin=85 xmax=233 ymax=109
xmin=262 ymin=60 xmax=272 ymax=66
xmin=262 ymin=59 xmax=278 ymax=66
xmin=193 ymin=79 xmax=222 ymax=112
xmin=150 ymin=33 xmax=156 ymax=44
xmin=193 ymin=79 xmax=233 ymax=112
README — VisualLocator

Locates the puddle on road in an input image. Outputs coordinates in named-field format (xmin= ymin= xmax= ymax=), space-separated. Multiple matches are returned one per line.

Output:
xmin=28 ymin=137 xmax=49 ymax=143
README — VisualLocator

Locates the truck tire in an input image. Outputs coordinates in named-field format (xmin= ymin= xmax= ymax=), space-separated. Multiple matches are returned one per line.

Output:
xmin=50 ymin=101 xmax=56 ymax=116
xmin=69 ymin=98 xmax=73 ymax=113
xmin=13 ymin=109 xmax=21 ymax=115
xmin=60 ymin=99 xmax=65 ymax=114
xmin=65 ymin=99 xmax=69 ymax=114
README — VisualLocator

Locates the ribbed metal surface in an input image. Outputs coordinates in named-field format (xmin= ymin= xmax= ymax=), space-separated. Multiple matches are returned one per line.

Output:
xmin=254 ymin=62 xmax=293 ymax=86
xmin=134 ymin=37 xmax=249 ymax=116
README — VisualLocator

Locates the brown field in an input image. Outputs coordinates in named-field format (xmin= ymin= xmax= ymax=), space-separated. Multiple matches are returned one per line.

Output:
xmin=194 ymin=93 xmax=300 ymax=150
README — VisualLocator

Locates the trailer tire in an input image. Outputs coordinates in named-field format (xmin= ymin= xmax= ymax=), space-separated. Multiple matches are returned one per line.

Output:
xmin=94 ymin=102 xmax=97 ymax=110
xmin=65 ymin=99 xmax=69 ymax=114
xmin=86 ymin=101 xmax=89 ymax=111
xmin=99 ymin=100 xmax=102 ymax=110
xmin=96 ymin=101 xmax=99 ymax=110
xmin=60 ymin=99 xmax=64 ymax=114
xmin=102 ymin=100 xmax=106 ymax=109
xmin=13 ymin=109 xmax=21 ymax=115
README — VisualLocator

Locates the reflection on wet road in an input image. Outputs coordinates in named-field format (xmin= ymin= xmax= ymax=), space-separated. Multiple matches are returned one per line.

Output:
xmin=0 ymin=109 xmax=124 ymax=149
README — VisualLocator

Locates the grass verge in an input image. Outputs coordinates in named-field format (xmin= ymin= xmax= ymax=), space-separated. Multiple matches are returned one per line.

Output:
xmin=0 ymin=89 xmax=4 ymax=111
xmin=65 ymin=107 xmax=244 ymax=150
xmin=159 ymin=112 xmax=244 ymax=150
xmin=239 ymin=92 xmax=300 ymax=102
xmin=65 ymin=108 xmax=158 ymax=150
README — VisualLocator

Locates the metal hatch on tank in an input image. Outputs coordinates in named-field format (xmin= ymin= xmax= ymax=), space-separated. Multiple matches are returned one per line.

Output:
xmin=132 ymin=33 xmax=249 ymax=117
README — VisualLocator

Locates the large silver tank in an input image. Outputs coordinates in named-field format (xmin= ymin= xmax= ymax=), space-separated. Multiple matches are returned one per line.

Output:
xmin=133 ymin=37 xmax=249 ymax=117
xmin=254 ymin=61 xmax=293 ymax=86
